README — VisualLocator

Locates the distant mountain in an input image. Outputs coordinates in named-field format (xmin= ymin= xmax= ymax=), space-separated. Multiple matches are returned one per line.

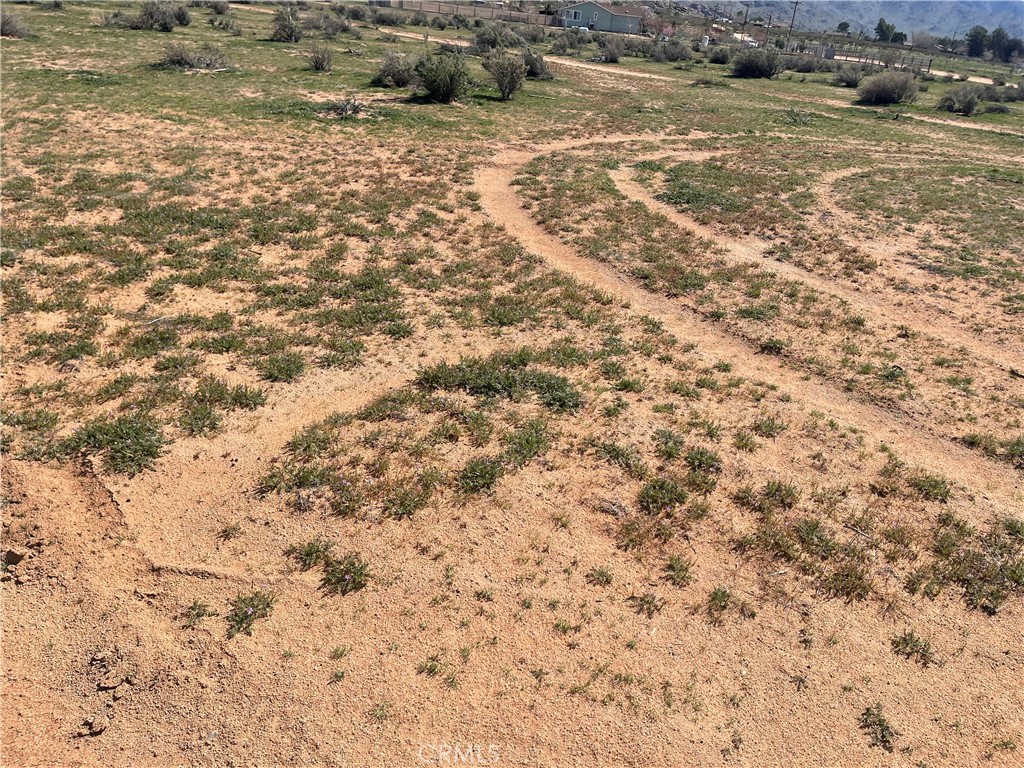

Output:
xmin=691 ymin=2 xmax=1024 ymax=38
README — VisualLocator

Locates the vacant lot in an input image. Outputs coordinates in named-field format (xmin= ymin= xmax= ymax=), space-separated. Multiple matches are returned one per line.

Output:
xmin=2 ymin=3 xmax=1022 ymax=767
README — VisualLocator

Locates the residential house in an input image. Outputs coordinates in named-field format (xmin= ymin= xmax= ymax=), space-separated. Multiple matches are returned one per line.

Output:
xmin=559 ymin=2 xmax=646 ymax=34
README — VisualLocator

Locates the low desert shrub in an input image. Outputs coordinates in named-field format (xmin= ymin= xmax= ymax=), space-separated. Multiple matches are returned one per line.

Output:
xmin=936 ymin=83 xmax=981 ymax=114
xmin=858 ymin=71 xmax=917 ymax=105
xmin=373 ymin=50 xmax=415 ymax=87
xmin=271 ymin=5 xmax=303 ymax=42
xmin=601 ymin=35 xmax=623 ymax=63
xmin=484 ymin=51 xmax=526 ymax=100
xmin=708 ymin=46 xmax=730 ymax=64
xmin=415 ymin=52 xmax=472 ymax=103
xmin=731 ymin=48 xmax=781 ymax=78
xmin=475 ymin=22 xmax=524 ymax=52
xmin=833 ymin=65 xmax=864 ymax=87
xmin=1 ymin=11 xmax=29 ymax=38
xmin=523 ymin=49 xmax=552 ymax=80
xmin=136 ymin=1 xmax=182 ymax=31
xmin=156 ymin=42 xmax=230 ymax=70
xmin=306 ymin=42 xmax=334 ymax=72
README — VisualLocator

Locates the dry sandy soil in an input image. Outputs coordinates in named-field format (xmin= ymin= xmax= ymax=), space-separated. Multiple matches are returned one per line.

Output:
xmin=3 ymin=5 xmax=1024 ymax=768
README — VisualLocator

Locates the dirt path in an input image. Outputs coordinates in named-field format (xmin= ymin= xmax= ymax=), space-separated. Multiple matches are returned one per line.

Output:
xmin=377 ymin=29 xmax=675 ymax=82
xmin=476 ymin=150 xmax=1023 ymax=508
xmin=106 ymin=356 xmax=456 ymax=576
xmin=738 ymin=87 xmax=1024 ymax=137
xmin=929 ymin=68 xmax=1004 ymax=86
xmin=547 ymin=56 xmax=675 ymax=81
xmin=607 ymin=164 xmax=1024 ymax=374
xmin=228 ymin=3 xmax=275 ymax=14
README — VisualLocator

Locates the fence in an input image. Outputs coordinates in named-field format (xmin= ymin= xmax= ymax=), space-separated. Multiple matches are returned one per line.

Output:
xmin=370 ymin=0 xmax=557 ymax=26
xmin=828 ymin=45 xmax=932 ymax=73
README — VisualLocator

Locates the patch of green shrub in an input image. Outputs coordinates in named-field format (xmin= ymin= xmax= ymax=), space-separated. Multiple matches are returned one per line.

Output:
xmin=858 ymin=71 xmax=917 ymax=105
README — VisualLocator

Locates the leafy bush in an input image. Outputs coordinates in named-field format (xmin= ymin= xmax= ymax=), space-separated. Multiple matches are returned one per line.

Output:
xmin=155 ymin=42 xmax=230 ymax=70
xmin=306 ymin=42 xmax=334 ymax=72
xmin=523 ymin=49 xmax=552 ymax=80
xmin=322 ymin=16 xmax=351 ymax=38
xmin=475 ymin=22 xmax=524 ymax=52
xmin=522 ymin=25 xmax=546 ymax=44
xmin=484 ymin=51 xmax=526 ymax=100
xmin=371 ymin=8 xmax=403 ymax=26
xmin=415 ymin=52 xmax=472 ymax=103
xmin=373 ymin=50 xmax=415 ymax=87
xmin=135 ymin=1 xmax=182 ymax=32
xmin=833 ymin=65 xmax=864 ymax=87
xmin=104 ymin=1 xmax=189 ymax=32
xmin=936 ymin=83 xmax=980 ymax=115
xmin=708 ymin=46 xmax=731 ymax=64
xmin=1 ymin=11 xmax=29 ymax=38
xmin=857 ymin=71 xmax=918 ymax=105
xmin=271 ymin=6 xmax=303 ymax=43
xmin=731 ymin=48 xmax=781 ymax=78
xmin=655 ymin=39 xmax=690 ymax=62
xmin=601 ymin=35 xmax=623 ymax=63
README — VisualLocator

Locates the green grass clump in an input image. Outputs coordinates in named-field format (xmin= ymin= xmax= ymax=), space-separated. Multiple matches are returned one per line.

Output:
xmin=286 ymin=537 xmax=335 ymax=571
xmin=909 ymin=472 xmax=951 ymax=502
xmin=226 ymin=590 xmax=274 ymax=638
xmin=503 ymin=420 xmax=549 ymax=467
xmin=890 ymin=629 xmax=935 ymax=666
xmin=684 ymin=446 xmax=722 ymax=474
xmin=57 ymin=413 xmax=165 ymax=475
xmin=595 ymin=440 xmax=647 ymax=479
xmin=705 ymin=586 xmax=732 ymax=625
xmin=638 ymin=476 xmax=688 ymax=515
xmin=664 ymin=555 xmax=693 ymax=587
xmin=457 ymin=457 xmax=505 ymax=494
xmin=258 ymin=352 xmax=306 ymax=382
xmin=415 ymin=350 xmax=582 ymax=412
xmin=912 ymin=513 xmax=1024 ymax=614
xmin=321 ymin=552 xmax=370 ymax=596
xmin=859 ymin=703 xmax=898 ymax=752
xmin=382 ymin=471 xmax=441 ymax=518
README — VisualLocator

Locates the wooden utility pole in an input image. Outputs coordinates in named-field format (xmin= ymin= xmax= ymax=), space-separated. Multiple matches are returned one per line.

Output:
xmin=785 ymin=0 xmax=799 ymax=50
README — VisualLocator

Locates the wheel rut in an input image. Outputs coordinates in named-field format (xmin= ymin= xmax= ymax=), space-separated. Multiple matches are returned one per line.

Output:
xmin=476 ymin=150 xmax=1023 ymax=509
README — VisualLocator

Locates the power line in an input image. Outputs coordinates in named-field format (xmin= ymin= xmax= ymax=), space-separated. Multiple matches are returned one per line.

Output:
xmin=782 ymin=0 xmax=798 ymax=50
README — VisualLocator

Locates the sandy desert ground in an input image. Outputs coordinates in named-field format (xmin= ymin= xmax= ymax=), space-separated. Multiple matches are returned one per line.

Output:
xmin=2 ymin=3 xmax=1023 ymax=766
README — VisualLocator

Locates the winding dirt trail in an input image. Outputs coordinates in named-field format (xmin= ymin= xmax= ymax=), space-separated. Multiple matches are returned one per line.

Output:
xmin=476 ymin=149 xmax=1024 ymax=509
xmin=106 ymin=357 xmax=455 ymax=579
xmin=607 ymin=164 xmax=1024 ymax=374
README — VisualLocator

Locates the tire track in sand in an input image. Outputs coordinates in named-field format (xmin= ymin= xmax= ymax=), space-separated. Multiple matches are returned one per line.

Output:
xmin=607 ymin=164 xmax=1024 ymax=375
xmin=476 ymin=151 xmax=1023 ymax=510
